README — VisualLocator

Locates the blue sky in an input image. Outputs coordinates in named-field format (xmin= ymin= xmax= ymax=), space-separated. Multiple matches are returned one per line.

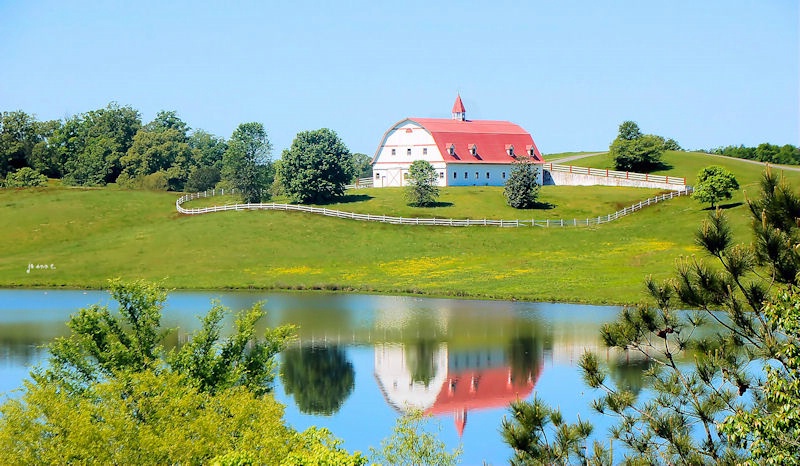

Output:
xmin=1 ymin=1 xmax=797 ymax=155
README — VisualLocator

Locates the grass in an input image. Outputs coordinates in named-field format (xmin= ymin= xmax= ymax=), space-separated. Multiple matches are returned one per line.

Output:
xmin=3 ymin=152 xmax=799 ymax=304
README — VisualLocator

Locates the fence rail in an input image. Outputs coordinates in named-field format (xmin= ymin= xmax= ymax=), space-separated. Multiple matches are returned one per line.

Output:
xmin=176 ymin=186 xmax=693 ymax=227
xmin=543 ymin=163 xmax=686 ymax=186
xmin=344 ymin=177 xmax=373 ymax=189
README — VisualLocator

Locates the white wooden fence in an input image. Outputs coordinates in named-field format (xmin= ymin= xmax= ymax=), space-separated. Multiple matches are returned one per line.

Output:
xmin=176 ymin=186 xmax=693 ymax=227
xmin=543 ymin=163 xmax=686 ymax=186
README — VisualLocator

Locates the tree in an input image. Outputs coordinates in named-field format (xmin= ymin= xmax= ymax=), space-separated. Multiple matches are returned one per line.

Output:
xmin=501 ymin=169 xmax=800 ymax=464
xmin=60 ymin=103 xmax=142 ymax=186
xmin=221 ymin=122 xmax=272 ymax=203
xmin=0 ymin=110 xmax=39 ymax=177
xmin=188 ymin=129 xmax=227 ymax=170
xmin=501 ymin=396 xmax=596 ymax=465
xmin=618 ymin=120 xmax=643 ymax=141
xmin=370 ymin=410 xmax=462 ymax=466
xmin=610 ymin=121 xmax=664 ymax=172
xmin=503 ymin=158 xmax=540 ymax=209
xmin=277 ymin=128 xmax=354 ymax=204
xmin=404 ymin=159 xmax=439 ymax=207
xmin=118 ymin=127 xmax=195 ymax=191
xmin=663 ymin=138 xmax=683 ymax=151
xmin=0 ymin=279 xmax=366 ymax=464
xmin=28 ymin=119 xmax=63 ymax=178
xmin=184 ymin=165 xmax=221 ymax=192
xmin=691 ymin=165 xmax=740 ymax=208
xmin=351 ymin=152 xmax=373 ymax=180
xmin=720 ymin=288 xmax=800 ymax=465
xmin=4 ymin=167 xmax=48 ymax=187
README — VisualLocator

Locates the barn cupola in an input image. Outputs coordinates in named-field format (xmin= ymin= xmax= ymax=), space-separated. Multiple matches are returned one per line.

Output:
xmin=451 ymin=94 xmax=466 ymax=121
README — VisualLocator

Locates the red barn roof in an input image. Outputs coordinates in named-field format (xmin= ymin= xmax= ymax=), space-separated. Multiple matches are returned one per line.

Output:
xmin=409 ymin=117 xmax=544 ymax=163
xmin=426 ymin=366 xmax=540 ymax=437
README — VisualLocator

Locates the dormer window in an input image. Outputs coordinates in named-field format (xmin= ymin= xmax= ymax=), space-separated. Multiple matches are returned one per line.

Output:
xmin=526 ymin=145 xmax=535 ymax=157
xmin=446 ymin=143 xmax=455 ymax=156
xmin=469 ymin=144 xmax=477 ymax=156
xmin=506 ymin=144 xmax=515 ymax=157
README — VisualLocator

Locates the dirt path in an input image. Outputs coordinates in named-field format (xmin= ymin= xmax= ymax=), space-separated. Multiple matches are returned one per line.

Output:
xmin=547 ymin=152 xmax=607 ymax=164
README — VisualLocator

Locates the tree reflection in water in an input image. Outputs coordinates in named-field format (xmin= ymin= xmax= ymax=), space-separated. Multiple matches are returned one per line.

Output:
xmin=508 ymin=336 xmax=544 ymax=388
xmin=406 ymin=338 xmax=440 ymax=387
xmin=280 ymin=345 xmax=355 ymax=415
xmin=607 ymin=355 xmax=652 ymax=395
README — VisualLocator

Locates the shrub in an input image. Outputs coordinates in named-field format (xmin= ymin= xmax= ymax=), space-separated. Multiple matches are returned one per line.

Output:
xmin=5 ymin=167 xmax=48 ymax=188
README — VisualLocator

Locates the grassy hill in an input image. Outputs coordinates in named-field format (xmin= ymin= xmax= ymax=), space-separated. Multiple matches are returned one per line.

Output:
xmin=3 ymin=151 xmax=798 ymax=304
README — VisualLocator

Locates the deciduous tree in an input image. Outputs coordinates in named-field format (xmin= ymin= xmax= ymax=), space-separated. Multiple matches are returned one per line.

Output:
xmin=277 ymin=128 xmax=354 ymax=204
xmin=691 ymin=165 xmax=740 ymax=208
xmin=4 ymin=167 xmax=47 ymax=187
xmin=0 ymin=110 xmax=39 ymax=177
xmin=0 ymin=279 xmax=366 ymax=464
xmin=221 ymin=122 xmax=272 ymax=203
xmin=370 ymin=410 xmax=462 ymax=466
xmin=610 ymin=121 xmax=664 ymax=172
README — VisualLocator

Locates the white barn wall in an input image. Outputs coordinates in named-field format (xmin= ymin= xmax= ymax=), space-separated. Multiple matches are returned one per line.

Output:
xmin=447 ymin=163 xmax=544 ymax=187
xmin=373 ymin=121 xmax=445 ymax=187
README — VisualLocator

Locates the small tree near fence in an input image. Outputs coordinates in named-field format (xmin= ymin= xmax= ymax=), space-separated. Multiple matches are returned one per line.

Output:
xmin=504 ymin=158 xmax=540 ymax=209
xmin=691 ymin=165 xmax=739 ymax=208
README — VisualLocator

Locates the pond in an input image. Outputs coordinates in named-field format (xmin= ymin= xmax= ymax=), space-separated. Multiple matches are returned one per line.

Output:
xmin=0 ymin=289 xmax=638 ymax=464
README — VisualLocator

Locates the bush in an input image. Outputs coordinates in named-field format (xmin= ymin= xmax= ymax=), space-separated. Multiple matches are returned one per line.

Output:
xmin=184 ymin=166 xmax=221 ymax=193
xmin=5 ymin=167 xmax=48 ymax=188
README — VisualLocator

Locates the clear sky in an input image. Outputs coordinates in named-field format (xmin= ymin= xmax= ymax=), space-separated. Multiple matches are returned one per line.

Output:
xmin=1 ymin=1 xmax=798 ymax=155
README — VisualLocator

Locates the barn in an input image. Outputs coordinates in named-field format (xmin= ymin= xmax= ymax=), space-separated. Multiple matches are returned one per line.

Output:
xmin=371 ymin=95 xmax=545 ymax=187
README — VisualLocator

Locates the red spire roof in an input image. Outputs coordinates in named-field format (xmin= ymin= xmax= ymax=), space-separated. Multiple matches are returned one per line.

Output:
xmin=452 ymin=94 xmax=465 ymax=113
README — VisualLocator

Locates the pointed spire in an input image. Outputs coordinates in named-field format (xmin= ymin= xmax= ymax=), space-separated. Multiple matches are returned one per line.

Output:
xmin=452 ymin=94 xmax=466 ymax=121
xmin=454 ymin=408 xmax=467 ymax=437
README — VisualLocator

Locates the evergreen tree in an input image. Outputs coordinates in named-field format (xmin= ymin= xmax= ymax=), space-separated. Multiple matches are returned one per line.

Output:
xmin=503 ymin=158 xmax=540 ymax=209
xmin=404 ymin=159 xmax=439 ymax=207
xmin=502 ymin=168 xmax=800 ymax=464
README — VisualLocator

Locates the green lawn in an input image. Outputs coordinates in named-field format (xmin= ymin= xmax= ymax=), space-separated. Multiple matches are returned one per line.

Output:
xmin=3 ymin=152 xmax=798 ymax=304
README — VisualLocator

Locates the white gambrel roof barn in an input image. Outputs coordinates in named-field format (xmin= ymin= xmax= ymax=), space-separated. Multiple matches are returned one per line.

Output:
xmin=371 ymin=95 xmax=545 ymax=187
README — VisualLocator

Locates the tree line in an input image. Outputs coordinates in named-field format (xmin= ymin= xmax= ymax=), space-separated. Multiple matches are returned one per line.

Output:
xmin=708 ymin=143 xmax=800 ymax=166
xmin=0 ymin=104 xmax=373 ymax=200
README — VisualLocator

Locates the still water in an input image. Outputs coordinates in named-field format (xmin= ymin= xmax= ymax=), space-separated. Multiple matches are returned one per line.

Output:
xmin=0 ymin=289 xmax=636 ymax=464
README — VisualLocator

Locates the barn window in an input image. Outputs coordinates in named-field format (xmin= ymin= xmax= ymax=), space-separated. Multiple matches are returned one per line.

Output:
xmin=423 ymin=148 xmax=428 ymax=155
xmin=469 ymin=144 xmax=477 ymax=156
xmin=464 ymin=171 xmax=467 ymax=179
xmin=375 ymin=173 xmax=380 ymax=179
xmin=447 ymin=144 xmax=455 ymax=155
xmin=502 ymin=172 xmax=506 ymax=179
xmin=403 ymin=172 xmax=409 ymax=180
xmin=475 ymin=172 xmax=479 ymax=179
xmin=486 ymin=172 xmax=490 ymax=179
xmin=453 ymin=172 xmax=457 ymax=179
xmin=506 ymin=145 xmax=514 ymax=156
xmin=439 ymin=172 xmax=444 ymax=179
xmin=529 ymin=147 xmax=535 ymax=156
xmin=391 ymin=148 xmax=396 ymax=156
xmin=407 ymin=148 xmax=412 ymax=156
